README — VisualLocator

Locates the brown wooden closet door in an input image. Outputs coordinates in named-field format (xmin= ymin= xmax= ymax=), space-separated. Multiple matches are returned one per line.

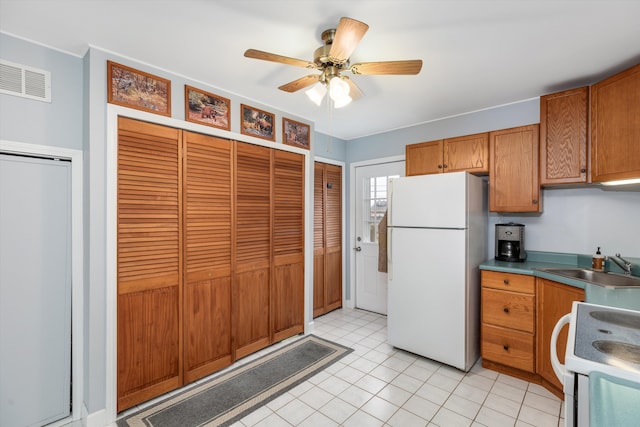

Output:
xmin=313 ymin=162 xmax=342 ymax=318
xmin=272 ymin=150 xmax=305 ymax=342
xmin=234 ymin=142 xmax=271 ymax=358
xmin=182 ymin=132 xmax=233 ymax=383
xmin=117 ymin=117 xmax=182 ymax=412
xmin=324 ymin=164 xmax=342 ymax=312
xmin=313 ymin=163 xmax=326 ymax=317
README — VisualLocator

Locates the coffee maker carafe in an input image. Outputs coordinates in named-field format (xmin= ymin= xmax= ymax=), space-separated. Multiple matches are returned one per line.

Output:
xmin=495 ymin=223 xmax=526 ymax=262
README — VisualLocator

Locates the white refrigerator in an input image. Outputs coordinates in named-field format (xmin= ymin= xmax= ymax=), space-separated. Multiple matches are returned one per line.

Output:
xmin=387 ymin=171 xmax=487 ymax=371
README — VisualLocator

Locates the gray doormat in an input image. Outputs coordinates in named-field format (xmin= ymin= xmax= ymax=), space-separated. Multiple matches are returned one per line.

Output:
xmin=116 ymin=335 xmax=352 ymax=426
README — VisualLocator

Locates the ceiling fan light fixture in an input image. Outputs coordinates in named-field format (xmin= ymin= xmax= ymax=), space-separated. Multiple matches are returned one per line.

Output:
xmin=305 ymin=82 xmax=327 ymax=106
xmin=329 ymin=76 xmax=350 ymax=102
xmin=333 ymin=94 xmax=352 ymax=108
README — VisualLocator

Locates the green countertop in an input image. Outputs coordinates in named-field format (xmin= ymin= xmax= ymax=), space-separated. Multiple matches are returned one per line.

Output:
xmin=480 ymin=251 xmax=640 ymax=310
xmin=480 ymin=251 xmax=591 ymax=289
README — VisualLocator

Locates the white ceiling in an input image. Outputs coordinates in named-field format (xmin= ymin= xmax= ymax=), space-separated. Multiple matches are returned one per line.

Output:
xmin=2 ymin=0 xmax=640 ymax=140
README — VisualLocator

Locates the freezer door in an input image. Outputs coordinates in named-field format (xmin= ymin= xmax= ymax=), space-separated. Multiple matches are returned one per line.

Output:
xmin=388 ymin=172 xmax=470 ymax=228
xmin=387 ymin=227 xmax=477 ymax=371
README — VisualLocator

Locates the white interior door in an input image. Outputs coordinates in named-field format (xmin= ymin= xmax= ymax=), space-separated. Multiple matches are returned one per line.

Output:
xmin=354 ymin=161 xmax=404 ymax=314
xmin=0 ymin=154 xmax=72 ymax=427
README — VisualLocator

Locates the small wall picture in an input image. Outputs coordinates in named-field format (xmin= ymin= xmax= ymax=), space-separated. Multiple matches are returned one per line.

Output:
xmin=185 ymin=85 xmax=230 ymax=131
xmin=107 ymin=61 xmax=171 ymax=116
xmin=282 ymin=117 xmax=311 ymax=150
xmin=240 ymin=104 xmax=275 ymax=141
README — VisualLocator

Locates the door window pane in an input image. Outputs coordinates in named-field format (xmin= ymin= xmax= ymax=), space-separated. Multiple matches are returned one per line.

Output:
xmin=362 ymin=174 xmax=399 ymax=243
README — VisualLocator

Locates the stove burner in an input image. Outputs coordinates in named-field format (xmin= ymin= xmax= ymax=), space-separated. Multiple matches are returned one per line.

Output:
xmin=590 ymin=310 xmax=640 ymax=330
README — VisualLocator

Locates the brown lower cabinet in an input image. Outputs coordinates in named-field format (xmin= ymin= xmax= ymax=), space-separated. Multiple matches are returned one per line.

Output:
xmin=481 ymin=270 xmax=585 ymax=398
xmin=313 ymin=162 xmax=343 ymax=317
xmin=117 ymin=118 xmax=304 ymax=411
xmin=536 ymin=278 xmax=585 ymax=393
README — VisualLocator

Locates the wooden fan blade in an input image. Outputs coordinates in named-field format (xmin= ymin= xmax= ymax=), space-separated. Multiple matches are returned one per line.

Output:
xmin=328 ymin=17 xmax=369 ymax=64
xmin=244 ymin=49 xmax=317 ymax=69
xmin=349 ymin=60 xmax=423 ymax=75
xmin=278 ymin=75 xmax=320 ymax=92
xmin=343 ymin=76 xmax=364 ymax=100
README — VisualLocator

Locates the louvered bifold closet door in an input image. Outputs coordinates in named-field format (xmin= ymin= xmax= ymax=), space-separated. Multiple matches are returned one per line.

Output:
xmin=312 ymin=163 xmax=326 ymax=317
xmin=234 ymin=142 xmax=272 ymax=358
xmin=183 ymin=132 xmax=233 ymax=383
xmin=324 ymin=164 xmax=342 ymax=312
xmin=117 ymin=117 xmax=182 ymax=412
xmin=272 ymin=150 xmax=305 ymax=342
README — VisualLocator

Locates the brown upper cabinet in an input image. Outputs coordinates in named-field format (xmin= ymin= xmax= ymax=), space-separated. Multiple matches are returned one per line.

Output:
xmin=591 ymin=62 xmax=640 ymax=182
xmin=540 ymin=86 xmax=589 ymax=185
xmin=405 ymin=132 xmax=489 ymax=176
xmin=489 ymin=124 xmax=541 ymax=213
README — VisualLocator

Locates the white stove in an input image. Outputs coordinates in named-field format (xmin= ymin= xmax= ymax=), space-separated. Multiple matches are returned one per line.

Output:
xmin=552 ymin=302 xmax=640 ymax=426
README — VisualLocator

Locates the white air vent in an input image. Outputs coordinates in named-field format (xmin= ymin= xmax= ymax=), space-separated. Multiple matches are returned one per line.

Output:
xmin=0 ymin=60 xmax=51 ymax=102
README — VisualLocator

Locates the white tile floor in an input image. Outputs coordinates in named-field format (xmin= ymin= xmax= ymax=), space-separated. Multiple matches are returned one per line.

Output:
xmin=115 ymin=306 xmax=565 ymax=427
xmin=230 ymin=307 xmax=565 ymax=427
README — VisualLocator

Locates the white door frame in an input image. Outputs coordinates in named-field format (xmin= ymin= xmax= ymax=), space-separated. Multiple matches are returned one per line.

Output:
xmin=0 ymin=140 xmax=83 ymax=427
xmin=348 ymin=155 xmax=404 ymax=310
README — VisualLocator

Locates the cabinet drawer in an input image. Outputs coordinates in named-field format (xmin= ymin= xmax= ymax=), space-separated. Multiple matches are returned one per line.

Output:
xmin=483 ymin=288 xmax=535 ymax=332
xmin=482 ymin=324 xmax=535 ymax=373
xmin=482 ymin=270 xmax=535 ymax=294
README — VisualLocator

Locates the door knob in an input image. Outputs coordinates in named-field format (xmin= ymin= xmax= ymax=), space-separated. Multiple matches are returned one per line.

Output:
xmin=353 ymin=246 xmax=362 ymax=252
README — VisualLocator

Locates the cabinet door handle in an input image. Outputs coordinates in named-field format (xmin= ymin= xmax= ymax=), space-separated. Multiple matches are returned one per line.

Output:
xmin=532 ymin=199 xmax=538 ymax=204
xmin=443 ymin=164 xmax=448 ymax=168
xmin=503 ymin=279 xmax=510 ymax=285
xmin=580 ymin=168 xmax=587 ymax=173
xmin=503 ymin=307 xmax=510 ymax=314
xmin=503 ymin=344 xmax=509 ymax=351
xmin=437 ymin=164 xmax=443 ymax=169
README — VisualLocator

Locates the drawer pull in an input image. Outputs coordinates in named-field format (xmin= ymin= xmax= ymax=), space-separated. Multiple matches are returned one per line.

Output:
xmin=503 ymin=344 xmax=509 ymax=351
xmin=503 ymin=279 xmax=509 ymax=285
xmin=503 ymin=307 xmax=510 ymax=314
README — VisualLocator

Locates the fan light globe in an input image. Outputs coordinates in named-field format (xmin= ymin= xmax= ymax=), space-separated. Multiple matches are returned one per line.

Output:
xmin=333 ymin=94 xmax=352 ymax=108
xmin=329 ymin=77 xmax=350 ymax=102
xmin=305 ymin=83 xmax=327 ymax=106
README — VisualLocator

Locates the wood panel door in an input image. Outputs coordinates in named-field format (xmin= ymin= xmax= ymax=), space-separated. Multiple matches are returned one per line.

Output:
xmin=234 ymin=142 xmax=272 ymax=359
xmin=313 ymin=162 xmax=343 ymax=318
xmin=591 ymin=63 xmax=640 ymax=182
xmin=540 ymin=87 xmax=589 ymax=185
xmin=405 ymin=140 xmax=444 ymax=175
xmin=272 ymin=150 xmax=305 ymax=342
xmin=536 ymin=279 xmax=584 ymax=397
xmin=324 ymin=164 xmax=343 ymax=313
xmin=489 ymin=125 xmax=541 ymax=212
xmin=117 ymin=117 xmax=183 ymax=412
xmin=182 ymin=132 xmax=233 ymax=383
xmin=443 ymin=133 xmax=489 ymax=174
xmin=313 ymin=164 xmax=326 ymax=317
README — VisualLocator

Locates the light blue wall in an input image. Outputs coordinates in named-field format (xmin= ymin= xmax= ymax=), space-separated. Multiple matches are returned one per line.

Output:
xmin=0 ymin=33 xmax=83 ymax=149
xmin=346 ymin=99 xmax=540 ymax=163
xmin=345 ymin=98 xmax=640 ymax=267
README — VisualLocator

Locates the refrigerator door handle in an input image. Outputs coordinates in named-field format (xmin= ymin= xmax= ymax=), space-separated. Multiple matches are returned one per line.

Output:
xmin=388 ymin=180 xmax=393 ymax=226
xmin=388 ymin=228 xmax=393 ymax=281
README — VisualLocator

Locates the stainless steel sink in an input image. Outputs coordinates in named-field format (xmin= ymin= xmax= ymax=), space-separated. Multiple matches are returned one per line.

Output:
xmin=592 ymin=340 xmax=640 ymax=364
xmin=539 ymin=268 xmax=640 ymax=288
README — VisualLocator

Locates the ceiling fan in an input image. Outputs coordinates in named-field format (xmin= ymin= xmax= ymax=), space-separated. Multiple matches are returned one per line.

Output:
xmin=244 ymin=17 xmax=423 ymax=108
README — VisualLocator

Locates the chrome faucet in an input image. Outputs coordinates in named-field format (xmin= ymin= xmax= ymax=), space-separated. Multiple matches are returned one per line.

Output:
xmin=608 ymin=253 xmax=633 ymax=275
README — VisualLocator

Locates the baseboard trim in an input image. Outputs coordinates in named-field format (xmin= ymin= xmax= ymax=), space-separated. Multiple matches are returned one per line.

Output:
xmin=85 ymin=407 xmax=108 ymax=427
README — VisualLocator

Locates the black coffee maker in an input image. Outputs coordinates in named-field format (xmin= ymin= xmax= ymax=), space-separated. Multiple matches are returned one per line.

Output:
xmin=495 ymin=223 xmax=526 ymax=262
